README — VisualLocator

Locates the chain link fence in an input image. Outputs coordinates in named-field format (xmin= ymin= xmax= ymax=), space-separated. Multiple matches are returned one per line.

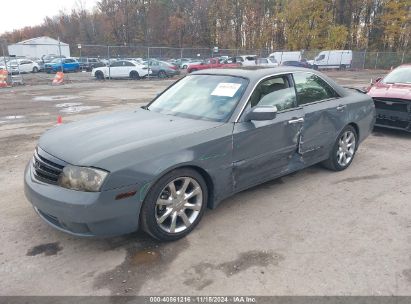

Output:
xmin=0 ymin=40 xmax=410 ymax=87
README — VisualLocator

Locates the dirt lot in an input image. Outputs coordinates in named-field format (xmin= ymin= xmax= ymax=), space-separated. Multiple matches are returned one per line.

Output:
xmin=1 ymin=69 xmax=411 ymax=296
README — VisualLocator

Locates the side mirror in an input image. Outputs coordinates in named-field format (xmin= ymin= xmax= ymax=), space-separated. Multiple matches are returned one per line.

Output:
xmin=244 ymin=106 xmax=278 ymax=121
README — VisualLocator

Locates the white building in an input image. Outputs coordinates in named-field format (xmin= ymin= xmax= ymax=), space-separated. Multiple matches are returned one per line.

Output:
xmin=8 ymin=36 xmax=70 ymax=59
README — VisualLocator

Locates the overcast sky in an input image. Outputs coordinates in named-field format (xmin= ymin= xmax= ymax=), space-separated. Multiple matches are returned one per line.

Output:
xmin=1 ymin=0 xmax=98 ymax=34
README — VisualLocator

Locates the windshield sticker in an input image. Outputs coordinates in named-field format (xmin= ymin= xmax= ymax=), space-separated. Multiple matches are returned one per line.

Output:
xmin=211 ymin=83 xmax=242 ymax=97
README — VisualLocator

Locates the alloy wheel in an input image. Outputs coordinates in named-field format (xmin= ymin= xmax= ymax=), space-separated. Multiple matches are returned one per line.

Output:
xmin=337 ymin=130 xmax=356 ymax=167
xmin=155 ymin=177 xmax=203 ymax=234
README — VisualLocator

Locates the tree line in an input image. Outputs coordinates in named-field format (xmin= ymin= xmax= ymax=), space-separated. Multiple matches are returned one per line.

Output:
xmin=1 ymin=0 xmax=410 ymax=52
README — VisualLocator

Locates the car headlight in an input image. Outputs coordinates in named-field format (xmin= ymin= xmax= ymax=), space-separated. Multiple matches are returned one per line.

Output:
xmin=57 ymin=165 xmax=108 ymax=192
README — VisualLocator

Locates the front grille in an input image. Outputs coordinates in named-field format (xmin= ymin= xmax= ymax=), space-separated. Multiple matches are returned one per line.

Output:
xmin=373 ymin=98 xmax=410 ymax=113
xmin=32 ymin=148 xmax=64 ymax=184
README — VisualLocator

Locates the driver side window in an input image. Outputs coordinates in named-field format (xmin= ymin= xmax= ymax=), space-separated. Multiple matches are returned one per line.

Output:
xmin=248 ymin=75 xmax=297 ymax=111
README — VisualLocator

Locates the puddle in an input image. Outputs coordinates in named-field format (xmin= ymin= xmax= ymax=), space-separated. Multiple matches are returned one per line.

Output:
xmin=184 ymin=250 xmax=284 ymax=290
xmin=55 ymin=102 xmax=83 ymax=108
xmin=33 ymin=95 xmax=81 ymax=102
xmin=4 ymin=115 xmax=24 ymax=120
xmin=94 ymin=233 xmax=189 ymax=295
xmin=59 ymin=105 xmax=100 ymax=113
xmin=27 ymin=242 xmax=63 ymax=256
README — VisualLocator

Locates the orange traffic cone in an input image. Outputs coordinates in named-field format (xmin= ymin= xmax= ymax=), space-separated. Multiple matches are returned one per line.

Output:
xmin=56 ymin=115 xmax=62 ymax=125
xmin=52 ymin=72 xmax=64 ymax=85
xmin=0 ymin=70 xmax=8 ymax=88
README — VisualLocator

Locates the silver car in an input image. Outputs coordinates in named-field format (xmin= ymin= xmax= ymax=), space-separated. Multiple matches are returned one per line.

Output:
xmin=24 ymin=67 xmax=375 ymax=241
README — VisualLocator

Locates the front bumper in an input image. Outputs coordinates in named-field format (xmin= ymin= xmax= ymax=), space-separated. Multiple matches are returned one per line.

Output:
xmin=24 ymin=160 xmax=142 ymax=237
xmin=374 ymin=99 xmax=411 ymax=132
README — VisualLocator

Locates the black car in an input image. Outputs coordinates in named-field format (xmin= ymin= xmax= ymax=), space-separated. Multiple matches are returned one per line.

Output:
xmin=281 ymin=60 xmax=312 ymax=69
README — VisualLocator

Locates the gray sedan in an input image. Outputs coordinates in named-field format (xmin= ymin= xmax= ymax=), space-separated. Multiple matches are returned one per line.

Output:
xmin=24 ymin=67 xmax=375 ymax=241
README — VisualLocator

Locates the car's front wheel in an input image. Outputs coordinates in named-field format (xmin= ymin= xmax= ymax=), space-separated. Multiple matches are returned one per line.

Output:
xmin=323 ymin=125 xmax=358 ymax=171
xmin=140 ymin=168 xmax=208 ymax=241
xmin=32 ymin=66 xmax=39 ymax=73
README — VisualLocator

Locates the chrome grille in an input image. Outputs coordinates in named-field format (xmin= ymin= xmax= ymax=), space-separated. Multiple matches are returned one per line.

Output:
xmin=32 ymin=148 xmax=65 ymax=184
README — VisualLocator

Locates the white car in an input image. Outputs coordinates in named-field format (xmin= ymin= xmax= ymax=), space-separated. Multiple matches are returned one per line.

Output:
xmin=256 ymin=57 xmax=278 ymax=67
xmin=234 ymin=55 xmax=257 ymax=66
xmin=4 ymin=58 xmax=40 ymax=74
xmin=91 ymin=60 xmax=151 ymax=80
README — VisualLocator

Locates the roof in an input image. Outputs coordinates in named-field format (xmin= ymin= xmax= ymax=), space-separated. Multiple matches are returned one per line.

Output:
xmin=13 ymin=36 xmax=68 ymax=46
xmin=192 ymin=66 xmax=309 ymax=80
xmin=191 ymin=66 xmax=349 ymax=97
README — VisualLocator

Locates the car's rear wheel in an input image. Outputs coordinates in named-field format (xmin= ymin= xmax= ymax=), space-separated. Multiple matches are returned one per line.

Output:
xmin=158 ymin=70 xmax=167 ymax=78
xmin=339 ymin=64 xmax=346 ymax=70
xmin=183 ymin=65 xmax=188 ymax=69
xmin=140 ymin=168 xmax=207 ymax=241
xmin=95 ymin=71 xmax=104 ymax=80
xmin=130 ymin=71 xmax=140 ymax=80
xmin=323 ymin=125 xmax=358 ymax=171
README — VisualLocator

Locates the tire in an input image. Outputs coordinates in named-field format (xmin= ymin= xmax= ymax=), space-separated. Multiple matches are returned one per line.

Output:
xmin=130 ymin=70 xmax=140 ymax=80
xmin=313 ymin=65 xmax=318 ymax=70
xmin=183 ymin=65 xmax=188 ymax=69
xmin=158 ymin=70 xmax=167 ymax=79
xmin=95 ymin=71 xmax=104 ymax=80
xmin=322 ymin=125 xmax=358 ymax=171
xmin=339 ymin=64 xmax=346 ymax=70
xmin=140 ymin=168 xmax=208 ymax=241
xmin=32 ymin=66 xmax=39 ymax=73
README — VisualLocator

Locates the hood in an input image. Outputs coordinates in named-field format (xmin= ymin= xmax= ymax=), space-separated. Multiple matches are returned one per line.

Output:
xmin=39 ymin=108 xmax=222 ymax=168
xmin=368 ymin=82 xmax=411 ymax=100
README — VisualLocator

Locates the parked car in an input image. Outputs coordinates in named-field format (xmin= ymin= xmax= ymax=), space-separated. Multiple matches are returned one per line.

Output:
xmin=77 ymin=57 xmax=101 ymax=71
xmin=44 ymin=58 xmax=80 ymax=73
xmin=146 ymin=60 xmax=180 ymax=78
xmin=281 ymin=60 xmax=311 ymax=68
xmin=24 ymin=67 xmax=375 ymax=241
xmin=187 ymin=58 xmax=239 ymax=73
xmin=177 ymin=58 xmax=192 ymax=69
xmin=182 ymin=59 xmax=204 ymax=69
xmin=367 ymin=64 xmax=411 ymax=132
xmin=234 ymin=55 xmax=257 ymax=66
xmin=39 ymin=54 xmax=66 ymax=71
xmin=310 ymin=50 xmax=352 ymax=70
xmin=91 ymin=60 xmax=151 ymax=79
xmin=2 ymin=58 xmax=40 ymax=74
xmin=256 ymin=57 xmax=278 ymax=67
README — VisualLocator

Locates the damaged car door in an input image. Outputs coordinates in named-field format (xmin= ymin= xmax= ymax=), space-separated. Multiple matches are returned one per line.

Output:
xmin=293 ymin=72 xmax=344 ymax=164
xmin=232 ymin=74 xmax=304 ymax=191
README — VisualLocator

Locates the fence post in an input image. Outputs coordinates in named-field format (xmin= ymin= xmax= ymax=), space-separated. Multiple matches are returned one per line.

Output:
xmin=362 ymin=50 xmax=367 ymax=70
xmin=107 ymin=45 xmax=111 ymax=80
xmin=147 ymin=47 xmax=150 ymax=80
xmin=401 ymin=51 xmax=405 ymax=64
xmin=180 ymin=48 xmax=183 ymax=59
xmin=374 ymin=52 xmax=379 ymax=69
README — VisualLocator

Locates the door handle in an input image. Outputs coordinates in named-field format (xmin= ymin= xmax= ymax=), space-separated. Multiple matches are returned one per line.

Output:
xmin=288 ymin=117 xmax=304 ymax=124
xmin=336 ymin=104 xmax=346 ymax=111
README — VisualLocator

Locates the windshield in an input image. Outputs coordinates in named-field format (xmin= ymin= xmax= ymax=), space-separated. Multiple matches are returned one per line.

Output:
xmin=51 ymin=58 xmax=62 ymax=63
xmin=382 ymin=66 xmax=411 ymax=84
xmin=148 ymin=75 xmax=248 ymax=122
